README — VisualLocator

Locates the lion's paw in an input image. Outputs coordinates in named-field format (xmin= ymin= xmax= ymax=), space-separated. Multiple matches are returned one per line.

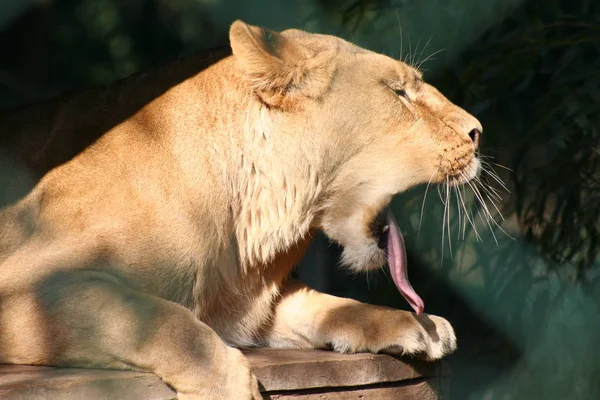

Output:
xmin=224 ymin=347 xmax=262 ymax=400
xmin=325 ymin=310 xmax=456 ymax=361
xmin=378 ymin=313 xmax=457 ymax=361
xmin=178 ymin=347 xmax=261 ymax=400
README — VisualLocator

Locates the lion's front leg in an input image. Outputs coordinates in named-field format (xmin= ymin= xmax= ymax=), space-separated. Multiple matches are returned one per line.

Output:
xmin=264 ymin=280 xmax=456 ymax=360
xmin=4 ymin=273 xmax=261 ymax=400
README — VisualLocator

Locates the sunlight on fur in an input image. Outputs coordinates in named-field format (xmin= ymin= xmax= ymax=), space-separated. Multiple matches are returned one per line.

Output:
xmin=0 ymin=20 xmax=502 ymax=400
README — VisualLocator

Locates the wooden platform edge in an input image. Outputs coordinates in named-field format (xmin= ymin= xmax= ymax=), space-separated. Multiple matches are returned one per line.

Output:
xmin=0 ymin=349 xmax=449 ymax=400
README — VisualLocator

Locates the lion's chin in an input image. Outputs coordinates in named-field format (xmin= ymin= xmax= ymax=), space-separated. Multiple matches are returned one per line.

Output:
xmin=340 ymin=242 xmax=387 ymax=273
xmin=334 ymin=204 xmax=391 ymax=272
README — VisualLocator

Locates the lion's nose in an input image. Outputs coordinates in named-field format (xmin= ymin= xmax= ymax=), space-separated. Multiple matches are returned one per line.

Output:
xmin=468 ymin=128 xmax=481 ymax=149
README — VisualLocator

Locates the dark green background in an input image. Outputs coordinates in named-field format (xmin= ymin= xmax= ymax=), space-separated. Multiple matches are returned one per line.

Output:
xmin=1 ymin=1 xmax=599 ymax=398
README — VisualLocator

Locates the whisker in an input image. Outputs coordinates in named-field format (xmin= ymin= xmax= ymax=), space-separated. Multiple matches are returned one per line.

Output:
xmin=437 ymin=155 xmax=515 ymax=255
xmin=470 ymin=180 xmax=494 ymax=220
xmin=488 ymin=162 xmax=513 ymax=172
xmin=437 ymin=184 xmax=445 ymax=203
xmin=454 ymin=185 xmax=462 ymax=241
xmin=415 ymin=36 xmax=433 ymax=69
xmin=474 ymin=175 xmax=503 ymax=202
xmin=480 ymin=178 xmax=503 ymax=200
xmin=465 ymin=178 xmax=499 ymax=244
xmin=458 ymin=171 xmax=482 ymax=241
xmin=394 ymin=9 xmax=404 ymax=61
xmin=474 ymin=181 xmax=514 ymax=242
xmin=418 ymin=169 xmax=438 ymax=237
xmin=474 ymin=175 xmax=500 ymax=198
xmin=479 ymin=157 xmax=513 ymax=172
xmin=470 ymin=160 xmax=504 ymax=191
xmin=476 ymin=181 xmax=506 ymax=221
xmin=480 ymin=162 xmax=507 ymax=183
xmin=446 ymin=176 xmax=453 ymax=260
xmin=462 ymin=159 xmax=506 ymax=210
xmin=456 ymin=183 xmax=466 ymax=240
xmin=441 ymin=181 xmax=447 ymax=262
xmin=468 ymin=164 xmax=516 ymax=241
xmin=416 ymin=48 xmax=446 ymax=70
xmin=478 ymin=206 xmax=499 ymax=245
xmin=408 ymin=36 xmax=412 ymax=66
xmin=413 ymin=39 xmax=422 ymax=69
xmin=469 ymin=207 xmax=480 ymax=240
xmin=476 ymin=189 xmax=517 ymax=240
xmin=481 ymin=166 xmax=510 ymax=193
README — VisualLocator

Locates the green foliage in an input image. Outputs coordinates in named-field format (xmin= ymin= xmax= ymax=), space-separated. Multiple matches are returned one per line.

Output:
xmin=0 ymin=0 xmax=224 ymax=107
xmin=316 ymin=0 xmax=415 ymax=32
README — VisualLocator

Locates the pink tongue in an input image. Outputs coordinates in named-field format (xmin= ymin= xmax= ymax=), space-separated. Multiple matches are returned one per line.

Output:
xmin=386 ymin=210 xmax=424 ymax=315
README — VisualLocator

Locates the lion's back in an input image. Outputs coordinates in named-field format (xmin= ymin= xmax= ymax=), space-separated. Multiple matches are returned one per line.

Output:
xmin=0 ymin=47 xmax=231 ymax=180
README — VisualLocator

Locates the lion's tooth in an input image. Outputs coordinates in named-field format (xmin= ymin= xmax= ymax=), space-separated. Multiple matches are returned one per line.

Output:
xmin=382 ymin=225 xmax=389 ymax=233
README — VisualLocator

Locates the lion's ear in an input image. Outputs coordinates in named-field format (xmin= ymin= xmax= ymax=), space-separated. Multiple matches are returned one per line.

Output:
xmin=229 ymin=20 xmax=333 ymax=108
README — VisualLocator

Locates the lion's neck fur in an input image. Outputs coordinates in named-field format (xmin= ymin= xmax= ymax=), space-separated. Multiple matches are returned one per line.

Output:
xmin=231 ymin=108 xmax=324 ymax=269
xmin=126 ymin=55 xmax=329 ymax=277
xmin=136 ymin=57 xmax=328 ymax=323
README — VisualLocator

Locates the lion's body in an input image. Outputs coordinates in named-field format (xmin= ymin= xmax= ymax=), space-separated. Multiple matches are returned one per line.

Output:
xmin=0 ymin=49 xmax=292 ymax=348
xmin=0 ymin=21 xmax=481 ymax=399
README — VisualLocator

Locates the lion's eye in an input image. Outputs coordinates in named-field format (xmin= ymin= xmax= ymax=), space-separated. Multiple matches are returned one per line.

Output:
xmin=394 ymin=88 xmax=410 ymax=100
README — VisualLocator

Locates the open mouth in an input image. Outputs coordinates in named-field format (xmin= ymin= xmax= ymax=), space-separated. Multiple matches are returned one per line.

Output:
xmin=370 ymin=208 xmax=425 ymax=315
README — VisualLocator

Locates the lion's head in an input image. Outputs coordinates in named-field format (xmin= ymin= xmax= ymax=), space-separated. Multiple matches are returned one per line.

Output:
xmin=229 ymin=21 xmax=481 ymax=314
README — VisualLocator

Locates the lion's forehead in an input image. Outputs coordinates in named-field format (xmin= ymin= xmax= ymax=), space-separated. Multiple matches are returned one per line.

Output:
xmin=282 ymin=28 xmax=367 ymax=55
xmin=281 ymin=28 xmax=423 ymax=83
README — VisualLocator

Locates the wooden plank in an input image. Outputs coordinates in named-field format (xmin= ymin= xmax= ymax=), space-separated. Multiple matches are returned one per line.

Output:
xmin=0 ymin=349 xmax=448 ymax=399
xmin=264 ymin=378 xmax=440 ymax=400
xmin=245 ymin=348 xmax=446 ymax=391
xmin=0 ymin=366 xmax=176 ymax=400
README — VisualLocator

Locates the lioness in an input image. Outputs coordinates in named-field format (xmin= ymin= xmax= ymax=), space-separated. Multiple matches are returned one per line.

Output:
xmin=0 ymin=21 xmax=481 ymax=399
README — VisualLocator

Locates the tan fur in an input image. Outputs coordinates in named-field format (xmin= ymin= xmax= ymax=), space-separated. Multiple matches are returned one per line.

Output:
xmin=0 ymin=21 xmax=482 ymax=399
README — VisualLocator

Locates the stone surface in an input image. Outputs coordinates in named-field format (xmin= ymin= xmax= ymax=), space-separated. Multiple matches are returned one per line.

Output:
xmin=0 ymin=349 xmax=448 ymax=399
